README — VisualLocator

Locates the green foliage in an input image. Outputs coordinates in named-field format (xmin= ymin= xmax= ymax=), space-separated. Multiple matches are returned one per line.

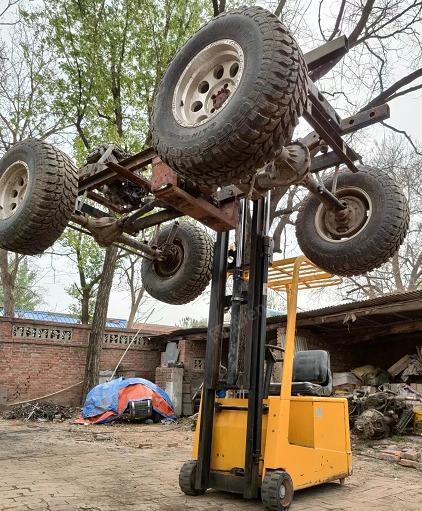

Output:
xmin=177 ymin=316 xmax=208 ymax=328
xmin=60 ymin=229 xmax=105 ymax=322
xmin=0 ymin=258 xmax=42 ymax=311
xmin=28 ymin=0 xmax=211 ymax=161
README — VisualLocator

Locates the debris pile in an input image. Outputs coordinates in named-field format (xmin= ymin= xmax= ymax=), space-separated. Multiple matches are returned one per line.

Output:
xmin=3 ymin=402 xmax=75 ymax=422
xmin=355 ymin=436 xmax=422 ymax=471
xmin=333 ymin=348 xmax=422 ymax=440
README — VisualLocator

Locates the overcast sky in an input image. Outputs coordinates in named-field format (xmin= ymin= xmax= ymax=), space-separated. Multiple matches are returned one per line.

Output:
xmin=2 ymin=1 xmax=422 ymax=325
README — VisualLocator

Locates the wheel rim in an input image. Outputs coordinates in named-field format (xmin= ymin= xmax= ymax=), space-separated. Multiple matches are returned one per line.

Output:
xmin=172 ymin=39 xmax=244 ymax=127
xmin=279 ymin=484 xmax=286 ymax=500
xmin=0 ymin=161 xmax=29 ymax=220
xmin=315 ymin=187 xmax=373 ymax=243
xmin=154 ymin=242 xmax=184 ymax=278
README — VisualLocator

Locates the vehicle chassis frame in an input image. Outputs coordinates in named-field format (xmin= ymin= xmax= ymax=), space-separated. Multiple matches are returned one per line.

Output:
xmin=74 ymin=36 xmax=390 ymax=260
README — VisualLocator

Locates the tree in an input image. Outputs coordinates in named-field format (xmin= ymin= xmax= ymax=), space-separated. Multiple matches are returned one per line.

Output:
xmin=26 ymin=0 xmax=212 ymax=394
xmin=0 ymin=1 xmax=19 ymax=26
xmin=0 ymin=252 xmax=42 ymax=315
xmin=82 ymin=244 xmax=118 ymax=400
xmin=118 ymin=254 xmax=146 ymax=328
xmin=0 ymin=19 xmax=69 ymax=318
xmin=178 ymin=316 xmax=208 ymax=328
xmin=212 ymin=1 xmax=226 ymax=16
xmin=341 ymin=136 xmax=422 ymax=300
xmin=59 ymin=229 xmax=105 ymax=324
xmin=31 ymin=0 xmax=210 ymax=156
xmin=0 ymin=23 xmax=68 ymax=151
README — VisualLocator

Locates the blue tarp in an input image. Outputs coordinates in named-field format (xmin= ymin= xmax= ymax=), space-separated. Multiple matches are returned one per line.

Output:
xmin=82 ymin=377 xmax=175 ymax=419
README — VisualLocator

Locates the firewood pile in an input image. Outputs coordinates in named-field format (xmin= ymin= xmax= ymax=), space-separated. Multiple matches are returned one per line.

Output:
xmin=3 ymin=401 xmax=75 ymax=422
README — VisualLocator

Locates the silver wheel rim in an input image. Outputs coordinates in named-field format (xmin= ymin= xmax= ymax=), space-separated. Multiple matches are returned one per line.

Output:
xmin=172 ymin=39 xmax=244 ymax=127
xmin=0 ymin=161 xmax=29 ymax=220
xmin=315 ymin=187 xmax=373 ymax=243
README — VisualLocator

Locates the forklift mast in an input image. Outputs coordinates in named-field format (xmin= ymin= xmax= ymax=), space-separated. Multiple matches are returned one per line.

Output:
xmin=196 ymin=193 xmax=272 ymax=497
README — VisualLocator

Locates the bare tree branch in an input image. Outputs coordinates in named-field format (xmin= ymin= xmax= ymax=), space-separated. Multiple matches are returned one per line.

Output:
xmin=274 ymin=0 xmax=287 ymax=18
xmin=381 ymin=122 xmax=422 ymax=156
xmin=212 ymin=0 xmax=225 ymax=17
xmin=364 ymin=68 xmax=422 ymax=110
xmin=349 ymin=0 xmax=376 ymax=45
xmin=328 ymin=0 xmax=346 ymax=41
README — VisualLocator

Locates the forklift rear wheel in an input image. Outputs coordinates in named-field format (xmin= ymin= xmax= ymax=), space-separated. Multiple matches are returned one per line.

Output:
xmin=179 ymin=460 xmax=206 ymax=496
xmin=261 ymin=470 xmax=294 ymax=511
xmin=296 ymin=166 xmax=409 ymax=276
xmin=141 ymin=221 xmax=213 ymax=304
xmin=0 ymin=139 xmax=77 ymax=255
xmin=151 ymin=6 xmax=307 ymax=187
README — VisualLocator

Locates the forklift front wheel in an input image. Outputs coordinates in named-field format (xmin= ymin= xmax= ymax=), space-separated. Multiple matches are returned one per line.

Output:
xmin=261 ymin=470 xmax=294 ymax=511
xmin=179 ymin=460 xmax=206 ymax=496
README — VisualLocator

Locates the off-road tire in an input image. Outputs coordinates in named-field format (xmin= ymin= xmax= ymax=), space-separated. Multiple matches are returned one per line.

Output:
xmin=179 ymin=460 xmax=206 ymax=496
xmin=152 ymin=6 xmax=308 ymax=187
xmin=261 ymin=470 xmax=294 ymax=511
xmin=0 ymin=139 xmax=78 ymax=255
xmin=296 ymin=166 xmax=409 ymax=276
xmin=141 ymin=222 xmax=213 ymax=305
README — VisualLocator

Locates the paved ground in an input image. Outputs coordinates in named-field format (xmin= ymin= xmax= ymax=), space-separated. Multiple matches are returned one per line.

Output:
xmin=0 ymin=419 xmax=421 ymax=511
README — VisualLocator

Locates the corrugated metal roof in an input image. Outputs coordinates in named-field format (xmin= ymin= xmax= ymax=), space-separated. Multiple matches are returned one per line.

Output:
xmin=268 ymin=289 xmax=422 ymax=324
xmin=152 ymin=290 xmax=422 ymax=340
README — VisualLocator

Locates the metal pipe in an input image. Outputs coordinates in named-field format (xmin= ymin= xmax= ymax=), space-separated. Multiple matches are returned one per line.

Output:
xmin=126 ymin=208 xmax=182 ymax=233
xmin=227 ymin=198 xmax=247 ymax=387
xmin=71 ymin=212 xmax=162 ymax=260
xmin=236 ymin=198 xmax=246 ymax=266
xmin=243 ymin=196 xmax=270 ymax=499
xmin=302 ymin=174 xmax=346 ymax=210
xmin=117 ymin=233 xmax=162 ymax=260
xmin=121 ymin=200 xmax=158 ymax=230
xmin=195 ymin=231 xmax=229 ymax=491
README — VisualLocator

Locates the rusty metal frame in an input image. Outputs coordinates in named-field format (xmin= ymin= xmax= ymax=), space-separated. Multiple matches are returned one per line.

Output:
xmin=73 ymin=35 xmax=391 ymax=242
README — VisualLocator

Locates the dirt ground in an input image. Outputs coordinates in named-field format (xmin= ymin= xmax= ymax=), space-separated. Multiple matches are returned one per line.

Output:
xmin=0 ymin=418 xmax=421 ymax=511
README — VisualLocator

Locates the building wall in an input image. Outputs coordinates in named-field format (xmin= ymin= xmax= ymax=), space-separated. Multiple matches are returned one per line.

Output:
xmin=0 ymin=318 xmax=163 ymax=407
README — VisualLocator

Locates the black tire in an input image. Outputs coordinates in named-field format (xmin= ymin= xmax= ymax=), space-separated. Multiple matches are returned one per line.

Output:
xmin=296 ymin=166 xmax=409 ymax=276
xmin=179 ymin=460 xmax=206 ymax=496
xmin=152 ymin=6 xmax=307 ymax=187
xmin=261 ymin=470 xmax=294 ymax=511
xmin=0 ymin=139 xmax=78 ymax=255
xmin=141 ymin=221 xmax=213 ymax=305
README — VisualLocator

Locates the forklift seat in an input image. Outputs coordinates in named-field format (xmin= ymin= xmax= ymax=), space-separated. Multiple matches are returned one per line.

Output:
xmin=269 ymin=350 xmax=333 ymax=397
xmin=291 ymin=350 xmax=332 ymax=396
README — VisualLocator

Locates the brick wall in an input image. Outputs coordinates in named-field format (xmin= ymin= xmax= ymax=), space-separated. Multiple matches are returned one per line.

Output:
xmin=178 ymin=339 xmax=206 ymax=391
xmin=0 ymin=318 xmax=163 ymax=407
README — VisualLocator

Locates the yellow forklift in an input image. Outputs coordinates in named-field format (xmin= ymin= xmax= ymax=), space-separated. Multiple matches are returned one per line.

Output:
xmin=179 ymin=195 xmax=352 ymax=510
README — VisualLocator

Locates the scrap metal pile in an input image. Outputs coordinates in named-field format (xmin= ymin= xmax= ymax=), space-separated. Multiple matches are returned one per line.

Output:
xmin=349 ymin=386 xmax=421 ymax=439
xmin=333 ymin=348 xmax=422 ymax=440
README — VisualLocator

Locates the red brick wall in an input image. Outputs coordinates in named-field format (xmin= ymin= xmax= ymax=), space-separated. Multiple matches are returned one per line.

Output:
xmin=0 ymin=318 xmax=163 ymax=406
xmin=178 ymin=339 xmax=206 ymax=373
